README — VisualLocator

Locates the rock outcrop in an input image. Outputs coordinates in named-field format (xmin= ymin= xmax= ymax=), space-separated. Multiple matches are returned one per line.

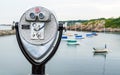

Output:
xmin=67 ymin=20 xmax=120 ymax=32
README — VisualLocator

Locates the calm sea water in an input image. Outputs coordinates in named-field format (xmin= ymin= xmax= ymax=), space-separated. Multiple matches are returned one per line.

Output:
xmin=0 ymin=26 xmax=12 ymax=30
xmin=0 ymin=31 xmax=120 ymax=75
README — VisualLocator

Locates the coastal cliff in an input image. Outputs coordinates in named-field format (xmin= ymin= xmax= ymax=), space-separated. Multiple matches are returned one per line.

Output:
xmin=65 ymin=17 xmax=120 ymax=32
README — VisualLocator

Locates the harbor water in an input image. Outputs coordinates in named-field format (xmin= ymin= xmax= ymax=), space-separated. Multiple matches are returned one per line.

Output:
xmin=0 ymin=25 xmax=12 ymax=30
xmin=0 ymin=31 xmax=120 ymax=75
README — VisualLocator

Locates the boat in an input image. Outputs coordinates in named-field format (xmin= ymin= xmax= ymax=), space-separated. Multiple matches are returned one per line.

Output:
xmin=75 ymin=35 xmax=84 ymax=39
xmin=86 ymin=24 xmax=97 ymax=37
xmin=67 ymin=39 xmax=80 ymax=45
xmin=61 ymin=35 xmax=68 ymax=41
xmin=91 ymin=32 xmax=98 ymax=36
xmin=61 ymin=35 xmax=68 ymax=39
xmin=86 ymin=34 xmax=93 ymax=37
xmin=93 ymin=48 xmax=108 ymax=53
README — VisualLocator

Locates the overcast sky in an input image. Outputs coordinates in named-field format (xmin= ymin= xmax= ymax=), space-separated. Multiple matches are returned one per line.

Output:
xmin=0 ymin=0 xmax=120 ymax=24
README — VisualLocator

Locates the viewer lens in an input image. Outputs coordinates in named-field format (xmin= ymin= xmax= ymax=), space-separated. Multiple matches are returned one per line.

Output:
xmin=30 ymin=13 xmax=35 ymax=19
xmin=39 ymin=13 xmax=44 ymax=19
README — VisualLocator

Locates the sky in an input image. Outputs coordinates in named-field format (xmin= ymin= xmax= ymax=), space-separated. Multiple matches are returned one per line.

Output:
xmin=0 ymin=0 xmax=120 ymax=24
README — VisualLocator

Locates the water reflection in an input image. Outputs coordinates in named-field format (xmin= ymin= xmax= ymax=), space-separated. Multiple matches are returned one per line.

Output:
xmin=93 ymin=52 xmax=108 ymax=75
xmin=93 ymin=52 xmax=107 ymax=59
xmin=67 ymin=45 xmax=78 ymax=48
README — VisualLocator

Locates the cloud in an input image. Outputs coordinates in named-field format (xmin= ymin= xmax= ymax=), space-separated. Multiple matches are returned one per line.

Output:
xmin=0 ymin=0 xmax=120 ymax=23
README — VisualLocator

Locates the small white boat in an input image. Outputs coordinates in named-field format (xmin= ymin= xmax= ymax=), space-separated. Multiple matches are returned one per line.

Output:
xmin=93 ymin=44 xmax=109 ymax=53
xmin=93 ymin=48 xmax=108 ymax=53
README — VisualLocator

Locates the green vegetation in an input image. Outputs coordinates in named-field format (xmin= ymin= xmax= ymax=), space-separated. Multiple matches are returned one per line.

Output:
xmin=59 ymin=17 xmax=120 ymax=28
xmin=105 ymin=17 xmax=120 ymax=28
xmin=82 ymin=18 xmax=105 ymax=25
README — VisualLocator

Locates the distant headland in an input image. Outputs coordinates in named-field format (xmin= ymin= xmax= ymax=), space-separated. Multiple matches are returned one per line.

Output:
xmin=0 ymin=24 xmax=15 ymax=36
xmin=0 ymin=30 xmax=15 ymax=36
xmin=60 ymin=17 xmax=120 ymax=32
xmin=0 ymin=17 xmax=120 ymax=36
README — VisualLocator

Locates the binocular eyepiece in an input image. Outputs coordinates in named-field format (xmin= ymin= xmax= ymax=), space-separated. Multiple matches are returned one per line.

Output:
xmin=29 ymin=12 xmax=45 ymax=20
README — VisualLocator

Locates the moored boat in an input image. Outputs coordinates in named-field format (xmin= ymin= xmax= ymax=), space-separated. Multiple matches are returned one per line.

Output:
xmin=86 ymin=34 xmax=93 ymax=37
xmin=62 ymin=35 xmax=68 ymax=39
xmin=91 ymin=32 xmax=98 ymax=36
xmin=75 ymin=35 xmax=84 ymax=39
xmin=67 ymin=39 xmax=80 ymax=45
xmin=93 ymin=48 xmax=108 ymax=53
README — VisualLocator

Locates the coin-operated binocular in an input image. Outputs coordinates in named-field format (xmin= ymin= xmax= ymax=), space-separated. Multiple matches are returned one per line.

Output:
xmin=15 ymin=6 xmax=63 ymax=75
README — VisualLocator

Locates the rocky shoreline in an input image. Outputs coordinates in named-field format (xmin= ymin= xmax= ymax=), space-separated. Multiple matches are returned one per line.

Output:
xmin=66 ymin=20 xmax=120 ymax=32
xmin=0 ymin=30 xmax=16 ymax=36
xmin=67 ymin=25 xmax=120 ymax=32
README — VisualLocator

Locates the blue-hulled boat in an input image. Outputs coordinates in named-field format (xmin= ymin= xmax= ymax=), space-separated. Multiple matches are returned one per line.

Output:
xmin=91 ymin=32 xmax=98 ymax=36
xmin=62 ymin=35 xmax=68 ymax=39
xmin=86 ymin=34 xmax=93 ymax=37
xmin=75 ymin=35 xmax=84 ymax=39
